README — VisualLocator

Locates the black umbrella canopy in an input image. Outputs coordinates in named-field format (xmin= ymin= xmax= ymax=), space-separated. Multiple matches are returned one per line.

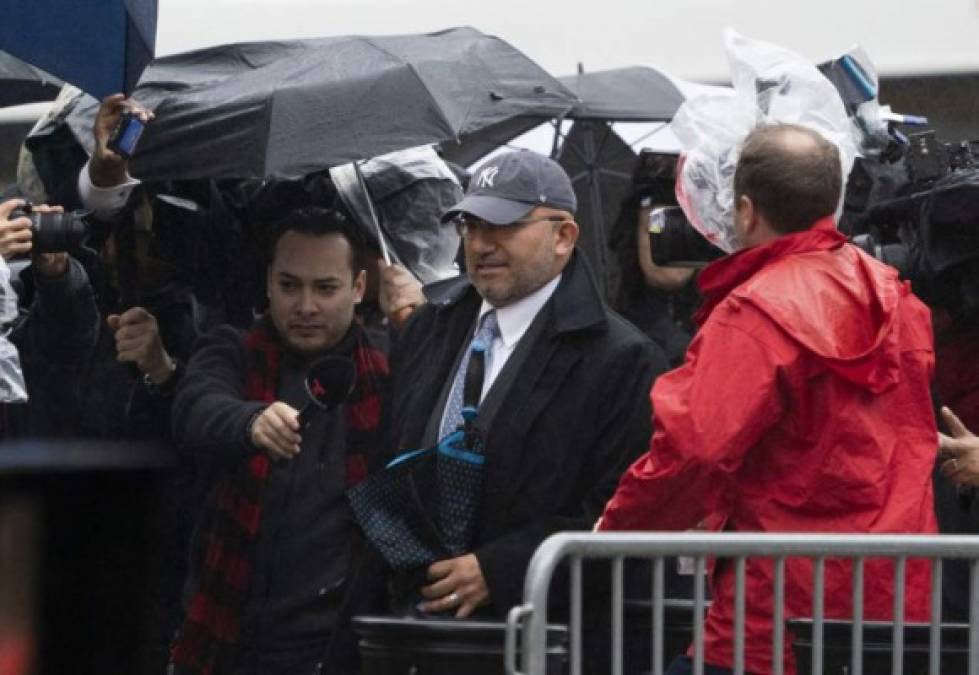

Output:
xmin=0 ymin=50 xmax=62 ymax=107
xmin=441 ymin=64 xmax=684 ymax=166
xmin=61 ymin=26 xmax=577 ymax=181
xmin=558 ymin=121 xmax=639 ymax=297
xmin=560 ymin=65 xmax=685 ymax=121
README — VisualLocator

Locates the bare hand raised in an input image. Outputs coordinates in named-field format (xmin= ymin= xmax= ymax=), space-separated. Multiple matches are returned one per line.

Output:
xmin=938 ymin=406 xmax=979 ymax=487
xmin=107 ymin=307 xmax=175 ymax=383
xmin=90 ymin=93 xmax=154 ymax=187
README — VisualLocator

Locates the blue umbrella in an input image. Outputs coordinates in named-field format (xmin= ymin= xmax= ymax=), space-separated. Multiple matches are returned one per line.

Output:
xmin=0 ymin=0 xmax=157 ymax=99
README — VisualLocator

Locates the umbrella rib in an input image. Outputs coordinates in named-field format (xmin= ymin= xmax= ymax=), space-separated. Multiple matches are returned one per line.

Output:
xmin=597 ymin=169 xmax=633 ymax=180
xmin=629 ymin=122 xmax=670 ymax=147
xmin=593 ymin=122 xmax=614 ymax=159
xmin=600 ymin=143 xmax=641 ymax=164
xmin=561 ymin=136 xmax=588 ymax=165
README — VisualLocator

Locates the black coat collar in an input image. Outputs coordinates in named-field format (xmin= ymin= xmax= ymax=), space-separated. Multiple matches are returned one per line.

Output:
xmin=421 ymin=250 xmax=607 ymax=335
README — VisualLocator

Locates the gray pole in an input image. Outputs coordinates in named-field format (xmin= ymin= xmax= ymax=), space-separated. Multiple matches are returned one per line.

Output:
xmin=353 ymin=160 xmax=393 ymax=265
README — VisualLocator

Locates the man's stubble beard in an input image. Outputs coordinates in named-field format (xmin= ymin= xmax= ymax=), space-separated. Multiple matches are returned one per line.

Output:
xmin=472 ymin=262 xmax=559 ymax=307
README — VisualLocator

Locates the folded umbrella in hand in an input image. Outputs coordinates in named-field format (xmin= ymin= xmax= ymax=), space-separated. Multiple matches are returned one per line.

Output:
xmin=348 ymin=427 xmax=486 ymax=572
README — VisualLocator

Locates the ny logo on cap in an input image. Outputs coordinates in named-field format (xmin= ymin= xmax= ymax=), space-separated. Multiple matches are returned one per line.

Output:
xmin=476 ymin=166 xmax=499 ymax=189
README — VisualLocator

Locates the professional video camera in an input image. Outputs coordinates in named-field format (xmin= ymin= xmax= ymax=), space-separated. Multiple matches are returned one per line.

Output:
xmin=631 ymin=150 xmax=724 ymax=268
xmin=10 ymin=202 xmax=90 ymax=254
xmin=843 ymin=130 xmax=979 ymax=319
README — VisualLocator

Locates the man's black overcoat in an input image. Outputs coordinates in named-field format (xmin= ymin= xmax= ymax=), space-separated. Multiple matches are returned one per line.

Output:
xmin=384 ymin=252 xmax=668 ymax=614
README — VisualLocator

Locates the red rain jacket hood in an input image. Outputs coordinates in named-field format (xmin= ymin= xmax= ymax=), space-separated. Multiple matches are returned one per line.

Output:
xmin=601 ymin=218 xmax=938 ymax=674
xmin=696 ymin=218 xmax=902 ymax=394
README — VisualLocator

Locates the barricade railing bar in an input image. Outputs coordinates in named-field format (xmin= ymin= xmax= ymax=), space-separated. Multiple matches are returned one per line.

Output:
xmin=504 ymin=532 xmax=979 ymax=675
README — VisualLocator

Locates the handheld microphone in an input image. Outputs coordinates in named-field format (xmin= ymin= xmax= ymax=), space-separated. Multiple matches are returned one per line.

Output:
xmin=297 ymin=355 xmax=357 ymax=429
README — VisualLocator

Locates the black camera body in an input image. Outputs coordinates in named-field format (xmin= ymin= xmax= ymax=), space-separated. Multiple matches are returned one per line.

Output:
xmin=11 ymin=203 xmax=90 ymax=254
xmin=647 ymin=206 xmax=724 ymax=268
xmin=844 ymin=132 xmax=979 ymax=319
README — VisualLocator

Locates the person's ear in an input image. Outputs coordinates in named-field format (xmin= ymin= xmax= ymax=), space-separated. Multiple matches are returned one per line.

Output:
xmin=554 ymin=218 xmax=579 ymax=257
xmin=352 ymin=268 xmax=367 ymax=304
xmin=736 ymin=195 xmax=757 ymax=238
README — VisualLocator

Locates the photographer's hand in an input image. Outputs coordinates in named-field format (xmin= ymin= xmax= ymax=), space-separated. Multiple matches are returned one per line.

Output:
xmin=0 ymin=198 xmax=32 ymax=260
xmin=250 ymin=402 xmax=302 ymax=461
xmin=90 ymin=94 xmax=154 ymax=188
xmin=107 ymin=307 xmax=175 ymax=384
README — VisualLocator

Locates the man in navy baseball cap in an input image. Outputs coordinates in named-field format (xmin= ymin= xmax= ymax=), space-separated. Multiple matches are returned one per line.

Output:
xmin=379 ymin=149 xmax=665 ymax=622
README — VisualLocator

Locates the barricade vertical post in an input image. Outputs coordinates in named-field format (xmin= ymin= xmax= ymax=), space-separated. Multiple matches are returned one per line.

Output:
xmin=571 ymin=556 xmax=582 ymax=675
xmin=773 ymin=556 xmax=785 ymax=675
xmin=522 ymin=535 xmax=558 ymax=675
xmin=892 ymin=556 xmax=906 ymax=675
xmin=734 ymin=556 xmax=746 ymax=675
xmin=693 ymin=556 xmax=706 ymax=675
xmin=851 ymin=557 xmax=864 ymax=675
xmin=929 ymin=557 xmax=942 ymax=675
xmin=652 ymin=557 xmax=664 ymax=675
xmin=612 ymin=557 xmax=624 ymax=675
xmin=506 ymin=604 xmax=533 ymax=675
xmin=970 ymin=558 xmax=979 ymax=675
xmin=813 ymin=557 xmax=825 ymax=675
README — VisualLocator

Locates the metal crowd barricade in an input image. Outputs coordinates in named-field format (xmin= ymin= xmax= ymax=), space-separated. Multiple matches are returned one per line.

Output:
xmin=504 ymin=532 xmax=979 ymax=675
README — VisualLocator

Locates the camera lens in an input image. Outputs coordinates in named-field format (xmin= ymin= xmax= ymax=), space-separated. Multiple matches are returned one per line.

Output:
xmin=649 ymin=206 xmax=725 ymax=267
xmin=30 ymin=211 xmax=89 ymax=253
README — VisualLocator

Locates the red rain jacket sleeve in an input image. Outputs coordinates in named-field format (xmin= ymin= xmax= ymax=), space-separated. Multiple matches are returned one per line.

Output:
xmin=600 ymin=300 xmax=791 ymax=532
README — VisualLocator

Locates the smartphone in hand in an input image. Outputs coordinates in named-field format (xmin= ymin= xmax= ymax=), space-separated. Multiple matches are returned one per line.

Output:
xmin=107 ymin=112 xmax=146 ymax=159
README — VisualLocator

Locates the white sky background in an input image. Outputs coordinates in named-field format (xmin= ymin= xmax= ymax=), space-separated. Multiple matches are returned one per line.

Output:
xmin=157 ymin=0 xmax=979 ymax=81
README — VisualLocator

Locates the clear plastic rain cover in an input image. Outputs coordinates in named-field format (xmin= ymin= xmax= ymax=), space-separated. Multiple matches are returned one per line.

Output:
xmin=671 ymin=29 xmax=857 ymax=253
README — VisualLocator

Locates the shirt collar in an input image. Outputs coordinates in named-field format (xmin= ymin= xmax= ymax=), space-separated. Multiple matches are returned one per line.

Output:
xmin=477 ymin=273 xmax=562 ymax=348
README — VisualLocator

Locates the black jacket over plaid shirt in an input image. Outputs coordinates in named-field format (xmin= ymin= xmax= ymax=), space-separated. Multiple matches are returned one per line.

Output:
xmin=169 ymin=318 xmax=388 ymax=675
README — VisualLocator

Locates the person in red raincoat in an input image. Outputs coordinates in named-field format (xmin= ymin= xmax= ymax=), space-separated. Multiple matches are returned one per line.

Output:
xmin=599 ymin=123 xmax=938 ymax=675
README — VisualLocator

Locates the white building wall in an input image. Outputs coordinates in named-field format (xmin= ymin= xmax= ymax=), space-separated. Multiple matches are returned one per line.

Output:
xmin=159 ymin=0 xmax=979 ymax=80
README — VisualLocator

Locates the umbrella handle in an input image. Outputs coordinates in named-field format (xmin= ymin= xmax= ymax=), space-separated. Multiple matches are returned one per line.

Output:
xmin=353 ymin=161 xmax=392 ymax=265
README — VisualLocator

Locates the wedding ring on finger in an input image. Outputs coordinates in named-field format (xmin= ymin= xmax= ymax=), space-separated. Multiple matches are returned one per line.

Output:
xmin=447 ymin=592 xmax=460 ymax=604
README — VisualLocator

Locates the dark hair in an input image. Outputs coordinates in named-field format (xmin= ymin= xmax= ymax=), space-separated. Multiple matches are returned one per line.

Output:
xmin=267 ymin=206 xmax=366 ymax=275
xmin=733 ymin=123 xmax=842 ymax=233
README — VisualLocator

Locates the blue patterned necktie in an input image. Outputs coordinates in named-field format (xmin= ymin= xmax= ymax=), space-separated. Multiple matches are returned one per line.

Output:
xmin=439 ymin=310 xmax=499 ymax=438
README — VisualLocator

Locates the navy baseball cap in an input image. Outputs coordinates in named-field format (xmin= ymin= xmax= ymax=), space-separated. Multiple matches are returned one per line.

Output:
xmin=441 ymin=150 xmax=577 ymax=225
